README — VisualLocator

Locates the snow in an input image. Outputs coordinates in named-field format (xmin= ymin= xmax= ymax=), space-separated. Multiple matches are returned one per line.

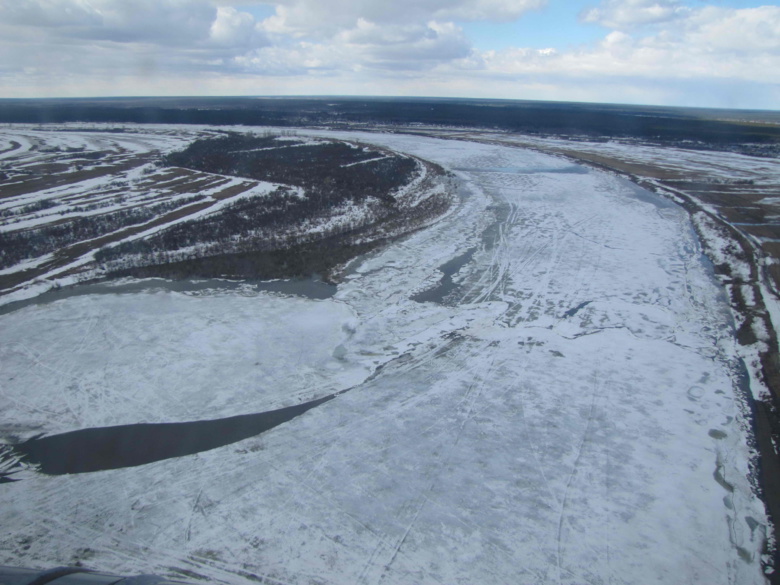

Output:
xmin=0 ymin=253 xmax=55 ymax=276
xmin=496 ymin=134 xmax=780 ymax=186
xmin=341 ymin=155 xmax=391 ymax=168
xmin=0 ymin=128 xmax=771 ymax=585
xmin=692 ymin=211 xmax=753 ymax=281
xmin=7 ymin=179 xmax=277 ymax=282
xmin=0 ymin=290 xmax=364 ymax=432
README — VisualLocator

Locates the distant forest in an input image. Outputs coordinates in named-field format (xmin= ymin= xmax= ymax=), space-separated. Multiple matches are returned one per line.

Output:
xmin=2 ymin=97 xmax=780 ymax=153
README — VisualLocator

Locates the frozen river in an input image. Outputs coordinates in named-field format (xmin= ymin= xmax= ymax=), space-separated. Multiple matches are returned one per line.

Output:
xmin=0 ymin=130 xmax=770 ymax=584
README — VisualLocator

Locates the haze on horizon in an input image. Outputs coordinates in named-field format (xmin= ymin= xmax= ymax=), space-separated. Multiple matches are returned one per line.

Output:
xmin=0 ymin=0 xmax=778 ymax=111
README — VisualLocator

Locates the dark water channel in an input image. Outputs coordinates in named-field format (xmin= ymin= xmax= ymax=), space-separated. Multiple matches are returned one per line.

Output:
xmin=0 ymin=275 xmax=335 ymax=316
xmin=413 ymin=198 xmax=509 ymax=305
xmin=412 ymin=246 xmax=477 ymax=304
xmin=0 ymin=276 xmax=339 ymax=481
xmin=8 ymin=395 xmax=335 ymax=477
xmin=413 ymin=165 xmax=681 ymax=307
xmin=414 ymin=164 xmax=586 ymax=306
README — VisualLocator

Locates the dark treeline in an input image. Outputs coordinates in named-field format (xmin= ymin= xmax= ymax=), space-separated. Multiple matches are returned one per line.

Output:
xmin=164 ymin=133 xmax=413 ymax=204
xmin=95 ymin=134 xmax=421 ymax=271
xmin=2 ymin=97 xmax=780 ymax=149
xmin=0 ymin=196 xmax=203 ymax=269
xmin=0 ymin=198 xmax=58 ymax=218
xmin=95 ymin=187 xmax=313 ymax=264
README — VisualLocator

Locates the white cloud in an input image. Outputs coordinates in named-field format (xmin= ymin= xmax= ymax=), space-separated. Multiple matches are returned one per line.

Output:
xmin=0 ymin=0 xmax=269 ymax=49
xmin=251 ymin=0 xmax=482 ymax=75
xmin=88 ymin=0 xmax=217 ymax=45
xmin=0 ymin=0 xmax=100 ymax=28
xmin=424 ymin=0 xmax=547 ymax=22
xmin=260 ymin=0 xmax=546 ymax=37
xmin=469 ymin=16 xmax=780 ymax=86
xmin=0 ymin=0 xmax=219 ymax=45
xmin=0 ymin=0 xmax=276 ymax=99
xmin=233 ymin=20 xmax=470 ymax=75
xmin=0 ymin=0 xmax=777 ymax=109
xmin=686 ymin=6 xmax=780 ymax=52
xmin=209 ymin=6 xmax=267 ymax=47
xmin=581 ymin=0 xmax=689 ymax=30
xmin=338 ymin=20 xmax=471 ymax=67
xmin=459 ymin=3 xmax=780 ymax=88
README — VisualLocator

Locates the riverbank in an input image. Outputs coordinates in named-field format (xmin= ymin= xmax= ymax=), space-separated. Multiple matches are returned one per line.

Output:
xmin=506 ymin=138 xmax=780 ymax=582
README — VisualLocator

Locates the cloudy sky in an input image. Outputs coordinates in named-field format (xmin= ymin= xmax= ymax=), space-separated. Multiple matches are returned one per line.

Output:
xmin=1 ymin=0 xmax=778 ymax=109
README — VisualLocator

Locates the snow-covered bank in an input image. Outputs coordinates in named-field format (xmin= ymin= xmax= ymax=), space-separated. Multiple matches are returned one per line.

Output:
xmin=0 ymin=131 xmax=771 ymax=584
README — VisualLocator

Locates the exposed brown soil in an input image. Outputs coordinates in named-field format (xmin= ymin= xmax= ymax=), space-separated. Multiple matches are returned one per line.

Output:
xmin=718 ymin=207 xmax=769 ymax=224
xmin=691 ymin=191 xmax=769 ymax=206
xmin=211 ymin=181 xmax=257 ymax=200
xmin=744 ymin=225 xmax=780 ymax=240
xmin=0 ymin=155 xmax=152 ymax=199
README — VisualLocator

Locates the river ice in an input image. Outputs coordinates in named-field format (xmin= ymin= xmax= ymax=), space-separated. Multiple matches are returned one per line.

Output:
xmin=0 ymin=130 xmax=771 ymax=584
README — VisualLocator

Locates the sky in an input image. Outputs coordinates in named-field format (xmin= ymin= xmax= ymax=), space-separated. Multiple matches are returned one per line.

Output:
xmin=0 ymin=0 xmax=778 ymax=110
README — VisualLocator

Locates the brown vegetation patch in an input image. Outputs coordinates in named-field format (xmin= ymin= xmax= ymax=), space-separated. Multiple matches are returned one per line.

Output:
xmin=161 ymin=175 xmax=226 ymax=195
xmin=761 ymin=242 xmax=780 ymax=257
xmin=133 ymin=168 xmax=191 ymax=186
xmin=718 ymin=206 xmax=770 ymax=224
xmin=147 ymin=176 xmax=204 ymax=192
xmin=20 ymin=162 xmax=72 ymax=175
xmin=680 ymin=189 xmax=766 ymax=207
xmin=0 ymin=155 xmax=152 ymax=199
xmin=555 ymin=150 xmax=686 ymax=180
xmin=743 ymin=224 xmax=780 ymax=240
xmin=210 ymin=182 xmax=256 ymax=200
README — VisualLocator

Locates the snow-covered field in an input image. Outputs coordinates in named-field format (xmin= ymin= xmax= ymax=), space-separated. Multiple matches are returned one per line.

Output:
xmin=0 ymin=130 xmax=771 ymax=584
